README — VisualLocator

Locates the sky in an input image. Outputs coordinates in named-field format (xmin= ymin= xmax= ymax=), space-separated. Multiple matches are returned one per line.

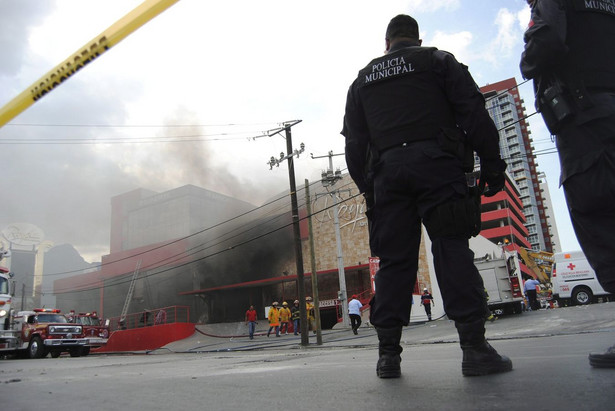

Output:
xmin=0 ymin=0 xmax=579 ymax=262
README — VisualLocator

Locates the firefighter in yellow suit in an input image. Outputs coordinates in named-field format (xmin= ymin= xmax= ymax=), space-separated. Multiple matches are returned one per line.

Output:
xmin=267 ymin=302 xmax=280 ymax=337
xmin=306 ymin=296 xmax=315 ymax=334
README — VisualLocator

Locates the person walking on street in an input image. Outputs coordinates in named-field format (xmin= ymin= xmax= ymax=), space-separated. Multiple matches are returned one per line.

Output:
xmin=348 ymin=295 xmax=363 ymax=335
xmin=291 ymin=300 xmax=301 ymax=335
xmin=524 ymin=278 xmax=541 ymax=311
xmin=267 ymin=302 xmax=280 ymax=337
xmin=420 ymin=288 xmax=435 ymax=321
xmin=520 ymin=0 xmax=615 ymax=369
xmin=279 ymin=301 xmax=292 ymax=335
xmin=245 ymin=305 xmax=258 ymax=340
xmin=342 ymin=14 xmax=511 ymax=378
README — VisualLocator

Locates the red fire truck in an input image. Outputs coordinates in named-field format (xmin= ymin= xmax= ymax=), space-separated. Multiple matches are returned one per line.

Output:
xmin=0 ymin=308 xmax=89 ymax=359
xmin=70 ymin=312 xmax=109 ymax=355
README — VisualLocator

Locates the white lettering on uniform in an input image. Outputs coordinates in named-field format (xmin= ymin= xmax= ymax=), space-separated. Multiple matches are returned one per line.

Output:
xmin=583 ymin=0 xmax=615 ymax=14
xmin=365 ymin=55 xmax=415 ymax=84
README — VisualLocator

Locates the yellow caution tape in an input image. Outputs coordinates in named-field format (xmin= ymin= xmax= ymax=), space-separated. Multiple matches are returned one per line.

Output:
xmin=0 ymin=0 xmax=180 ymax=128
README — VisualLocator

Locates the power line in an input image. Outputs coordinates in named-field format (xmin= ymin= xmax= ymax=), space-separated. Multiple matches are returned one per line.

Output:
xmin=3 ymin=121 xmax=279 ymax=128
xmin=50 ymin=184 xmax=363 ymax=295
xmin=0 ymin=122 xmax=294 ymax=145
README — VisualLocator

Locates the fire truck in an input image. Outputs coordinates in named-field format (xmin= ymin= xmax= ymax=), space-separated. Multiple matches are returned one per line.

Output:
xmin=475 ymin=248 xmax=525 ymax=315
xmin=1 ymin=253 xmax=18 ymax=353
xmin=0 ymin=308 xmax=89 ymax=359
xmin=1 ymin=269 xmax=13 ymax=330
xmin=70 ymin=312 xmax=110 ymax=355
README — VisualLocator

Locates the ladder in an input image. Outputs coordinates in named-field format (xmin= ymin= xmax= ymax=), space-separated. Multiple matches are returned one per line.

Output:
xmin=120 ymin=260 xmax=142 ymax=322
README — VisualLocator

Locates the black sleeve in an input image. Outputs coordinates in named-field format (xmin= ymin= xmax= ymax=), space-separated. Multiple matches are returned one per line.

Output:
xmin=341 ymin=81 xmax=371 ymax=193
xmin=434 ymin=51 xmax=503 ymax=164
xmin=520 ymin=0 xmax=568 ymax=79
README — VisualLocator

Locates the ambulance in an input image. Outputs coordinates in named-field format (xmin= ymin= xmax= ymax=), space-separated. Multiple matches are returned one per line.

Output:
xmin=551 ymin=251 xmax=611 ymax=305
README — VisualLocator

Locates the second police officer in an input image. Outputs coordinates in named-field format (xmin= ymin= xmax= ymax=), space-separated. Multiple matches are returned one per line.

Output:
xmin=342 ymin=14 xmax=511 ymax=378
xmin=520 ymin=0 xmax=615 ymax=368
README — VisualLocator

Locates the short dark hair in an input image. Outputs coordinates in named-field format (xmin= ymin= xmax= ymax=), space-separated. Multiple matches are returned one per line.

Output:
xmin=385 ymin=14 xmax=419 ymax=41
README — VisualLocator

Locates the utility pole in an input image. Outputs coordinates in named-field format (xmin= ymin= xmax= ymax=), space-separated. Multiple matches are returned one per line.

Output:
xmin=305 ymin=179 xmax=322 ymax=345
xmin=311 ymin=150 xmax=350 ymax=328
xmin=267 ymin=120 xmax=310 ymax=345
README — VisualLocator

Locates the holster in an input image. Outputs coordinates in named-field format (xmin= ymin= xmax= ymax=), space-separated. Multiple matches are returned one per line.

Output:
xmin=437 ymin=127 xmax=475 ymax=172
xmin=535 ymin=75 xmax=582 ymax=134
xmin=423 ymin=186 xmax=482 ymax=240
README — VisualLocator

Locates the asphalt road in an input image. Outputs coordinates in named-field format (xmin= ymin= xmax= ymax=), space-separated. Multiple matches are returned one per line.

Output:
xmin=2 ymin=304 xmax=615 ymax=411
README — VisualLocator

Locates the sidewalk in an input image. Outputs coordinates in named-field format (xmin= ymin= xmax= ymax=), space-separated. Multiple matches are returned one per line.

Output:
xmin=157 ymin=302 xmax=615 ymax=354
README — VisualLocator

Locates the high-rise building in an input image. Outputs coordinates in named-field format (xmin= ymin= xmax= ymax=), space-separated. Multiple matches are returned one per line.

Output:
xmin=480 ymin=78 xmax=555 ymax=252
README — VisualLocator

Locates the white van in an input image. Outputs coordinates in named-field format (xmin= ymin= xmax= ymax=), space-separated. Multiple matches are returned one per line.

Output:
xmin=552 ymin=251 xmax=611 ymax=305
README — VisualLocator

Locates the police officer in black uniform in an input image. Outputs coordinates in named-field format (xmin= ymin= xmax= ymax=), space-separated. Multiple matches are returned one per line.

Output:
xmin=342 ymin=14 xmax=511 ymax=378
xmin=520 ymin=0 xmax=615 ymax=368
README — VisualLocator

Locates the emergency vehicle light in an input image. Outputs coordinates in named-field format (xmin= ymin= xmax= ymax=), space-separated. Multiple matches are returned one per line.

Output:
xmin=33 ymin=308 xmax=61 ymax=313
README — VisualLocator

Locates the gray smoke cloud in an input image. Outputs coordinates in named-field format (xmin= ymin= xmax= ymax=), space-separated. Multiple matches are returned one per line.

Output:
xmin=0 ymin=1 xmax=293 ymax=263
xmin=0 ymin=0 xmax=56 ymax=76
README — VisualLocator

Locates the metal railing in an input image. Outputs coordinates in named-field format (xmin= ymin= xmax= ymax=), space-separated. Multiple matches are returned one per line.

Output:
xmin=108 ymin=305 xmax=190 ymax=332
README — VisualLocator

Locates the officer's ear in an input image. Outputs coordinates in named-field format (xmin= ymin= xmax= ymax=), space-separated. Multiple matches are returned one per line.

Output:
xmin=385 ymin=38 xmax=391 ymax=53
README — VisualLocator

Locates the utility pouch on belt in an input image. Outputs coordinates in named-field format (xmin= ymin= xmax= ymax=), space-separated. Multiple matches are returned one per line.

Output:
xmin=538 ymin=80 xmax=574 ymax=134
xmin=437 ymin=127 xmax=475 ymax=173
xmin=423 ymin=185 xmax=482 ymax=239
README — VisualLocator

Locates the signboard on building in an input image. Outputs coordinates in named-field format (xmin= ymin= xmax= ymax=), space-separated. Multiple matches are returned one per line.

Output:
xmin=2 ymin=223 xmax=44 ymax=247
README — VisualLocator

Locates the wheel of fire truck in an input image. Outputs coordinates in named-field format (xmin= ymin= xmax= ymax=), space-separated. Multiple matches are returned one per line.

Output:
xmin=572 ymin=286 xmax=593 ymax=306
xmin=50 ymin=350 xmax=61 ymax=358
xmin=68 ymin=348 xmax=82 ymax=357
xmin=81 ymin=346 xmax=90 ymax=356
xmin=28 ymin=336 xmax=47 ymax=359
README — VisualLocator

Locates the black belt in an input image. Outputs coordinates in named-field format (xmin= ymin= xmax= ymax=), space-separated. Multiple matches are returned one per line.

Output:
xmin=371 ymin=124 xmax=438 ymax=153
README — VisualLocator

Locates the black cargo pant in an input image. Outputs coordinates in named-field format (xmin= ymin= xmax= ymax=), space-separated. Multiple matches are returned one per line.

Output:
xmin=369 ymin=140 xmax=488 ymax=328
xmin=561 ymin=143 xmax=615 ymax=293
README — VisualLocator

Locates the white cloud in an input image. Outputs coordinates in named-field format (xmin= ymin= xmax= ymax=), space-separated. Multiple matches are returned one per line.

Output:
xmin=518 ymin=6 xmax=531 ymax=31
xmin=429 ymin=30 xmax=474 ymax=63
xmin=471 ymin=7 xmax=528 ymax=69
xmin=493 ymin=8 xmax=519 ymax=57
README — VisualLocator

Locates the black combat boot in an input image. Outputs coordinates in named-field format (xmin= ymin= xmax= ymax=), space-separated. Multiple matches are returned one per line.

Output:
xmin=376 ymin=326 xmax=403 ymax=378
xmin=589 ymin=343 xmax=615 ymax=368
xmin=456 ymin=319 xmax=512 ymax=376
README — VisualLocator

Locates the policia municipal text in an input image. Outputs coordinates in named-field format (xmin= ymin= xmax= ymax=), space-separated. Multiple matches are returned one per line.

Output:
xmin=520 ymin=0 xmax=615 ymax=368
xmin=342 ymin=14 xmax=511 ymax=378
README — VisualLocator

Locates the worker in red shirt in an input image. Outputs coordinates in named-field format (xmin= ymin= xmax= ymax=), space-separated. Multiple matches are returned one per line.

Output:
xmin=245 ymin=305 xmax=258 ymax=340
xmin=420 ymin=288 xmax=435 ymax=321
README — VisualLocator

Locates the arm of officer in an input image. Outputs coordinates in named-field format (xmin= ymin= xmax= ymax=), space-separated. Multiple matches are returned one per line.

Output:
xmin=342 ymin=82 xmax=371 ymax=194
xmin=434 ymin=50 xmax=507 ymax=195
xmin=434 ymin=51 xmax=502 ymax=166
xmin=520 ymin=0 xmax=568 ymax=79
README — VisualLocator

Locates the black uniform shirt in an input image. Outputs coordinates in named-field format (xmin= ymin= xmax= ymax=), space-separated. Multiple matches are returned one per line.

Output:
xmin=520 ymin=0 xmax=615 ymax=184
xmin=342 ymin=42 xmax=501 ymax=193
